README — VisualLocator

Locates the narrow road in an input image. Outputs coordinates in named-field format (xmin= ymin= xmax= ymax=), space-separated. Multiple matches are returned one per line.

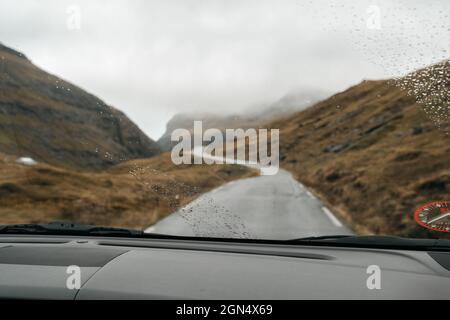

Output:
xmin=145 ymin=165 xmax=353 ymax=239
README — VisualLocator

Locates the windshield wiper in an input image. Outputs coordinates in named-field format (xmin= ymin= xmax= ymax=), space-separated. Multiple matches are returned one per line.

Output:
xmin=0 ymin=221 xmax=143 ymax=237
xmin=288 ymin=235 xmax=450 ymax=251
xmin=291 ymin=235 xmax=353 ymax=241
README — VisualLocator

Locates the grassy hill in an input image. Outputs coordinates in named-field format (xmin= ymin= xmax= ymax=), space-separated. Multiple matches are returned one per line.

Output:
xmin=0 ymin=152 xmax=256 ymax=229
xmin=0 ymin=43 xmax=161 ymax=170
xmin=270 ymin=60 xmax=450 ymax=238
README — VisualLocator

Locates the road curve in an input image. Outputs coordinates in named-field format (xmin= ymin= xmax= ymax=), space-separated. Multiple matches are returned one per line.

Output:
xmin=145 ymin=168 xmax=353 ymax=240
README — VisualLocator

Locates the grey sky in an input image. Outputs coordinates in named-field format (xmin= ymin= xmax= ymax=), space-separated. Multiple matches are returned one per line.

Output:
xmin=0 ymin=0 xmax=448 ymax=139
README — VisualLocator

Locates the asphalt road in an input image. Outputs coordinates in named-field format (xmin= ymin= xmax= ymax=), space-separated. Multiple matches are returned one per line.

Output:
xmin=145 ymin=166 xmax=353 ymax=240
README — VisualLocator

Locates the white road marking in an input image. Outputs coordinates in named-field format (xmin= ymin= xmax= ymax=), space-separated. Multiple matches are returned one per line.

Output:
xmin=322 ymin=207 xmax=343 ymax=227
xmin=290 ymin=181 xmax=300 ymax=196
xmin=306 ymin=191 xmax=316 ymax=199
xmin=145 ymin=226 xmax=156 ymax=233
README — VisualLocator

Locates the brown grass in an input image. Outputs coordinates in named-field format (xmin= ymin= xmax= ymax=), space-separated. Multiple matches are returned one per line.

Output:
xmin=268 ymin=61 xmax=450 ymax=239
xmin=0 ymin=153 xmax=257 ymax=229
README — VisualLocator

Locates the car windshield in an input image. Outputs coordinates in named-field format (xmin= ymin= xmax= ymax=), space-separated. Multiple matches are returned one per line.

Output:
xmin=0 ymin=0 xmax=448 ymax=242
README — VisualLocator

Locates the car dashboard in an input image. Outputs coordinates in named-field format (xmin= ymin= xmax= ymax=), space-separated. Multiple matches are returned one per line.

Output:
xmin=0 ymin=235 xmax=449 ymax=299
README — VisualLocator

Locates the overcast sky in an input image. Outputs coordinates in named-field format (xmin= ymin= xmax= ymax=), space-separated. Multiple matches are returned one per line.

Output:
xmin=0 ymin=0 xmax=448 ymax=139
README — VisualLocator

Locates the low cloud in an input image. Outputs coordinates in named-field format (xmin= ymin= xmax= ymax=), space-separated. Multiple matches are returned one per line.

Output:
xmin=0 ymin=0 xmax=448 ymax=139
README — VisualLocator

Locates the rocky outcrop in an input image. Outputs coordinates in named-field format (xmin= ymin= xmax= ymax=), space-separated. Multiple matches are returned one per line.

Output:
xmin=0 ymin=43 xmax=160 ymax=169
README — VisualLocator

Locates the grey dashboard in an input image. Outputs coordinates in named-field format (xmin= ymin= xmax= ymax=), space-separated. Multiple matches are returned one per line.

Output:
xmin=0 ymin=235 xmax=449 ymax=299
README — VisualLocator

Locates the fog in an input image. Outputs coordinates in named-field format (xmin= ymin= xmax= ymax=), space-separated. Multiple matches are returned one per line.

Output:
xmin=0 ymin=0 xmax=448 ymax=139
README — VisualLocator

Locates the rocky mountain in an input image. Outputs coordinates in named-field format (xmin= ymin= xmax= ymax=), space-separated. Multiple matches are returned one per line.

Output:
xmin=0 ymin=43 xmax=161 ymax=170
xmin=157 ymin=112 xmax=258 ymax=152
xmin=249 ymin=88 xmax=329 ymax=122
xmin=270 ymin=60 xmax=450 ymax=238
xmin=157 ymin=89 xmax=328 ymax=151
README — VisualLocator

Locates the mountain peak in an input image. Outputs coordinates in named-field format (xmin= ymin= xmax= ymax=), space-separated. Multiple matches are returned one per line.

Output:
xmin=0 ymin=42 xmax=28 ymax=60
